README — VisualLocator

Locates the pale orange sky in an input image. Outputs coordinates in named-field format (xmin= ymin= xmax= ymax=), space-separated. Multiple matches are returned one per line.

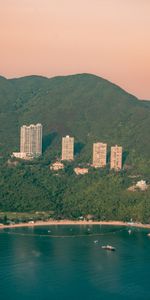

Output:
xmin=0 ymin=0 xmax=150 ymax=99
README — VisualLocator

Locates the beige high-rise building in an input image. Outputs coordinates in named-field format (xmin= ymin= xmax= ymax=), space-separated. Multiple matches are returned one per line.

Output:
xmin=110 ymin=145 xmax=122 ymax=170
xmin=92 ymin=142 xmax=107 ymax=168
xmin=20 ymin=123 xmax=42 ymax=157
xmin=61 ymin=135 xmax=74 ymax=161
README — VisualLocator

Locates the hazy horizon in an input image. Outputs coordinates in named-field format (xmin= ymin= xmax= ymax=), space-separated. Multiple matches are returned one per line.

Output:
xmin=1 ymin=0 xmax=150 ymax=99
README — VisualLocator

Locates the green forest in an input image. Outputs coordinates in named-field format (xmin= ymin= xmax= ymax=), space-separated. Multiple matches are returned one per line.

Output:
xmin=0 ymin=73 xmax=150 ymax=222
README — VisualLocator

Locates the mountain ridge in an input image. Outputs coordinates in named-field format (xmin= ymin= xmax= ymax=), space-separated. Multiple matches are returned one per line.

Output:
xmin=2 ymin=73 xmax=150 ymax=101
xmin=1 ymin=72 xmax=147 ymax=99
xmin=0 ymin=73 xmax=149 ymax=168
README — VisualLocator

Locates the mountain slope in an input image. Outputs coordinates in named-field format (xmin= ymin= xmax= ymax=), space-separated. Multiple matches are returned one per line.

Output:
xmin=0 ymin=73 xmax=150 ymax=218
xmin=0 ymin=73 xmax=149 ymax=167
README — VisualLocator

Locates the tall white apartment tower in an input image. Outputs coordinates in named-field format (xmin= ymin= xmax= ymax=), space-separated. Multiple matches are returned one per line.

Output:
xmin=20 ymin=123 xmax=42 ymax=157
xmin=92 ymin=142 xmax=107 ymax=168
xmin=61 ymin=135 xmax=74 ymax=161
xmin=110 ymin=145 xmax=122 ymax=171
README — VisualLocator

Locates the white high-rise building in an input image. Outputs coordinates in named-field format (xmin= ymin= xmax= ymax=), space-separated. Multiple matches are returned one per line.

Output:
xmin=20 ymin=123 xmax=42 ymax=158
xmin=61 ymin=135 xmax=74 ymax=161
xmin=110 ymin=145 xmax=122 ymax=170
xmin=92 ymin=142 xmax=107 ymax=168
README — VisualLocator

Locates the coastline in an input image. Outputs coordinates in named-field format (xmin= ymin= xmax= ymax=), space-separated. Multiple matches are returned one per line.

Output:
xmin=0 ymin=220 xmax=150 ymax=230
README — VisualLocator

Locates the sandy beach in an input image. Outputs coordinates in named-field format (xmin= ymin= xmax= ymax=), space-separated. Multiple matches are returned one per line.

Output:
xmin=0 ymin=219 xmax=150 ymax=230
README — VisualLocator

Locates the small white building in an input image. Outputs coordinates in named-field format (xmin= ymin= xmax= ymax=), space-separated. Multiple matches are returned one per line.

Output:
xmin=136 ymin=180 xmax=148 ymax=191
xmin=50 ymin=161 xmax=64 ymax=171
xmin=12 ymin=152 xmax=33 ymax=160
xmin=74 ymin=167 xmax=89 ymax=175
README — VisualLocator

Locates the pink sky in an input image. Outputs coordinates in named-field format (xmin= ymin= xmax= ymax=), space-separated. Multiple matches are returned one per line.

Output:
xmin=0 ymin=0 xmax=150 ymax=99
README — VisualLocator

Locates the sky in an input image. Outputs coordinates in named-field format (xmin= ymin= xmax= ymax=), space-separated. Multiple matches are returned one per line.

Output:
xmin=0 ymin=0 xmax=150 ymax=99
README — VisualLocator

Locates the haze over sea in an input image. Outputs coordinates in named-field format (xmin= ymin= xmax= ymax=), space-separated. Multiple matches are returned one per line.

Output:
xmin=0 ymin=225 xmax=150 ymax=300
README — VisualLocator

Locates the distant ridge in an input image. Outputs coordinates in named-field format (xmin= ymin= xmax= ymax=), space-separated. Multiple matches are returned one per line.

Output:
xmin=0 ymin=73 xmax=149 ymax=168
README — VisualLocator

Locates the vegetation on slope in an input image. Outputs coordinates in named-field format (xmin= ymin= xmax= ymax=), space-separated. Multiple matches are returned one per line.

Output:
xmin=0 ymin=159 xmax=150 ymax=222
xmin=0 ymin=73 xmax=149 ymax=221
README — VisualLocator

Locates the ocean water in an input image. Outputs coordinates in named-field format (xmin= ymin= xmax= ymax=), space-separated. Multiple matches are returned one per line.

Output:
xmin=0 ymin=225 xmax=150 ymax=300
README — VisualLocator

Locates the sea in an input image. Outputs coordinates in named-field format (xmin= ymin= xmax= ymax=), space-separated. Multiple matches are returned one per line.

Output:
xmin=0 ymin=225 xmax=150 ymax=300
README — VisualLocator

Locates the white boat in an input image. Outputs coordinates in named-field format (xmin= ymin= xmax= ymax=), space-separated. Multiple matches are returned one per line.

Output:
xmin=102 ymin=245 xmax=116 ymax=251
xmin=94 ymin=240 xmax=98 ymax=244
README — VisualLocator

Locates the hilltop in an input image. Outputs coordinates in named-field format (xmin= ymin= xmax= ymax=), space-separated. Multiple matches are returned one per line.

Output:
xmin=0 ymin=73 xmax=150 ymax=165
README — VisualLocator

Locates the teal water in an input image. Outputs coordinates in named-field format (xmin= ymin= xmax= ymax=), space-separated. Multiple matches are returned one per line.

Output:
xmin=0 ymin=225 xmax=150 ymax=300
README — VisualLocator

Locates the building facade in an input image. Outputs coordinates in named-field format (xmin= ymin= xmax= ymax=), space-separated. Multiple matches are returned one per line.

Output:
xmin=12 ymin=152 xmax=28 ymax=160
xmin=74 ymin=167 xmax=89 ymax=175
xmin=20 ymin=123 xmax=42 ymax=158
xmin=50 ymin=161 xmax=64 ymax=171
xmin=92 ymin=142 xmax=107 ymax=168
xmin=61 ymin=135 xmax=74 ymax=161
xmin=110 ymin=145 xmax=122 ymax=170
xmin=136 ymin=180 xmax=148 ymax=191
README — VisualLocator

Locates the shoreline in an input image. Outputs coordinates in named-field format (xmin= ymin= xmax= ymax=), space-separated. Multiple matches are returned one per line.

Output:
xmin=0 ymin=220 xmax=150 ymax=230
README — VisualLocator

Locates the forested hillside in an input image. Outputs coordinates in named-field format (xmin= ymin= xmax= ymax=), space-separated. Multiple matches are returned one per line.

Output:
xmin=0 ymin=73 xmax=149 ymax=221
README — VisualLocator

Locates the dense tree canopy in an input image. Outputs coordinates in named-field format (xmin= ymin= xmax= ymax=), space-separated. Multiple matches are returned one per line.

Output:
xmin=0 ymin=73 xmax=149 ymax=222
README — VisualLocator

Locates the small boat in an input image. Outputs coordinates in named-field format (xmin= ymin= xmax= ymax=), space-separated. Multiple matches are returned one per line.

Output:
xmin=102 ymin=245 xmax=116 ymax=251
xmin=94 ymin=240 xmax=98 ymax=244
xmin=147 ymin=233 xmax=150 ymax=237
